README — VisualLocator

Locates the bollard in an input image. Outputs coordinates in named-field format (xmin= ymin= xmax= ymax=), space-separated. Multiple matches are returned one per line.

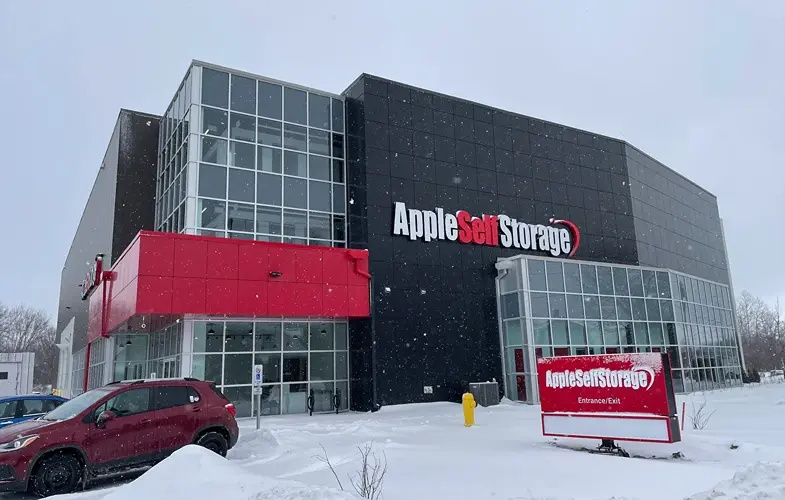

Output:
xmin=462 ymin=392 xmax=477 ymax=427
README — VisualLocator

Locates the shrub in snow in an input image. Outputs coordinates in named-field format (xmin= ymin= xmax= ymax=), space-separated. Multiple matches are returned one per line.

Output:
xmin=689 ymin=399 xmax=716 ymax=430
xmin=316 ymin=442 xmax=387 ymax=500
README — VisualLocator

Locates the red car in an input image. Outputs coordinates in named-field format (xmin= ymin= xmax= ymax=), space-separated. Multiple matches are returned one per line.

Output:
xmin=0 ymin=378 xmax=238 ymax=497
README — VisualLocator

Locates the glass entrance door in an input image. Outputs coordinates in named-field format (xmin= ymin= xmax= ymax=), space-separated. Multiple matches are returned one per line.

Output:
xmin=188 ymin=319 xmax=350 ymax=418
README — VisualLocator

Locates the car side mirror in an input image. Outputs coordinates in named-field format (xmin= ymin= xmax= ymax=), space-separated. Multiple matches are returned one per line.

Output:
xmin=96 ymin=410 xmax=116 ymax=428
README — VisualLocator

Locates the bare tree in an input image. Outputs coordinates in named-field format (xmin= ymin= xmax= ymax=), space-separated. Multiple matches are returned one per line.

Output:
xmin=0 ymin=303 xmax=59 ymax=385
xmin=0 ymin=305 xmax=51 ymax=352
xmin=33 ymin=338 xmax=58 ymax=387
xmin=736 ymin=291 xmax=785 ymax=372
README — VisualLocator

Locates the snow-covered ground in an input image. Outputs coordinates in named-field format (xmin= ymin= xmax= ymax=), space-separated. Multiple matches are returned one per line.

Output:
xmin=15 ymin=382 xmax=785 ymax=499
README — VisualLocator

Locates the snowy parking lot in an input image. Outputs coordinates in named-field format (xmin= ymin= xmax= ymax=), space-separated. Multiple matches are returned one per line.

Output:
xmin=4 ymin=382 xmax=784 ymax=499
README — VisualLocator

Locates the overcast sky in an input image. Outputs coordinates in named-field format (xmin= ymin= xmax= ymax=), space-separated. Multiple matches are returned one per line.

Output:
xmin=0 ymin=0 xmax=783 ymax=322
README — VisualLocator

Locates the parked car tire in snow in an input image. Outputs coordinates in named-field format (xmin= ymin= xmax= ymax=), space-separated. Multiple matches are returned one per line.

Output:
xmin=30 ymin=452 xmax=84 ymax=497
xmin=196 ymin=431 xmax=228 ymax=457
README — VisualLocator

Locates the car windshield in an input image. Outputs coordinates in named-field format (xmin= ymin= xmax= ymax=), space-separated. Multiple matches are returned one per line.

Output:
xmin=41 ymin=388 xmax=114 ymax=421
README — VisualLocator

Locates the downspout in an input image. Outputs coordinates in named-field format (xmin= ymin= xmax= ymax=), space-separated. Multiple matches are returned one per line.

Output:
xmin=100 ymin=270 xmax=115 ymax=339
xmin=85 ymin=269 xmax=114 ymax=392
xmin=82 ymin=342 xmax=91 ymax=393
xmin=369 ymin=274 xmax=378 ymax=412
xmin=347 ymin=250 xmax=377 ymax=412
xmin=494 ymin=265 xmax=510 ymax=400
xmin=347 ymin=250 xmax=371 ymax=279
xmin=101 ymin=277 xmax=109 ymax=339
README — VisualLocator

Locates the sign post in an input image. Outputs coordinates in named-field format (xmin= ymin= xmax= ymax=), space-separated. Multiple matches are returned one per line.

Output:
xmin=253 ymin=364 xmax=264 ymax=430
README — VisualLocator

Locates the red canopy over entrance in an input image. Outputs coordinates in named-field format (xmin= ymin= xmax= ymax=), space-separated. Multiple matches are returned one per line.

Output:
xmin=85 ymin=231 xmax=371 ymax=342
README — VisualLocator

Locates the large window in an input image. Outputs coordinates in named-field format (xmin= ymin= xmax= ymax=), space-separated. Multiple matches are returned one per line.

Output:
xmin=86 ymin=338 xmax=107 ymax=390
xmin=70 ymin=347 xmax=86 ymax=397
xmin=498 ymin=257 xmax=742 ymax=402
xmin=113 ymin=334 xmax=149 ymax=381
xmin=188 ymin=319 xmax=349 ymax=418
xmin=145 ymin=323 xmax=183 ymax=380
xmin=193 ymin=65 xmax=346 ymax=247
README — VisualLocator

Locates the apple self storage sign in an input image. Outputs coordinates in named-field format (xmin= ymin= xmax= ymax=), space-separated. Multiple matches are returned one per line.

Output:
xmin=536 ymin=352 xmax=682 ymax=448
xmin=391 ymin=202 xmax=581 ymax=258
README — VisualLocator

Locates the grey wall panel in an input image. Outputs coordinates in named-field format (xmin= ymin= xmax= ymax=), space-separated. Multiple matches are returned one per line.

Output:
xmin=57 ymin=110 xmax=161 ymax=354
xmin=56 ymin=118 xmax=121 ymax=352
xmin=626 ymin=144 xmax=729 ymax=284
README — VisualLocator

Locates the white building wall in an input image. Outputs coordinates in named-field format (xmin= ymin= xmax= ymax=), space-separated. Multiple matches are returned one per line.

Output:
xmin=55 ymin=318 xmax=75 ymax=397
xmin=0 ymin=352 xmax=35 ymax=396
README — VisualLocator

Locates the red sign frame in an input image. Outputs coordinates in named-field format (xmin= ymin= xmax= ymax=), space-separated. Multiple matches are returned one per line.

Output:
xmin=537 ymin=353 xmax=681 ymax=443
xmin=80 ymin=254 xmax=104 ymax=300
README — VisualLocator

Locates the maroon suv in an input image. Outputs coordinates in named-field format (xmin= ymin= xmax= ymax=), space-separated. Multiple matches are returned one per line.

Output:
xmin=0 ymin=378 xmax=239 ymax=497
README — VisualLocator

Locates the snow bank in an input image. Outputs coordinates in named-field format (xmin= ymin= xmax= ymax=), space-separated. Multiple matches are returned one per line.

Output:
xmin=99 ymin=445 xmax=357 ymax=500
xmin=229 ymin=428 xmax=282 ymax=460
xmin=686 ymin=461 xmax=785 ymax=499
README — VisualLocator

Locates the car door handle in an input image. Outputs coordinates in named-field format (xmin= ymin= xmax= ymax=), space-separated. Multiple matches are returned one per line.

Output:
xmin=191 ymin=407 xmax=201 ymax=412
xmin=141 ymin=419 xmax=152 ymax=423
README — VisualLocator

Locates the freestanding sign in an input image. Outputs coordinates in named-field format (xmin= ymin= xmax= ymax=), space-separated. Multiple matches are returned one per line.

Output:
xmin=537 ymin=353 xmax=681 ymax=444
xmin=253 ymin=364 xmax=264 ymax=429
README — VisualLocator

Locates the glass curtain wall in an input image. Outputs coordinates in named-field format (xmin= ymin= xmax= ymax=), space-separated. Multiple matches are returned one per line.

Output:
xmin=155 ymin=68 xmax=191 ymax=233
xmin=191 ymin=64 xmax=347 ymax=246
xmin=672 ymin=272 xmax=742 ymax=392
xmin=186 ymin=319 xmax=349 ymax=418
xmin=498 ymin=256 xmax=743 ymax=403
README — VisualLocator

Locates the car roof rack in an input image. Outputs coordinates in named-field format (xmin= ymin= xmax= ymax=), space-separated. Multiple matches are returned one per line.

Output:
xmin=105 ymin=379 xmax=146 ymax=386
xmin=105 ymin=377 xmax=203 ymax=386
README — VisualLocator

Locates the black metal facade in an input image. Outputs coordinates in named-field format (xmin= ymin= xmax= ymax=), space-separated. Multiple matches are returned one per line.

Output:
xmin=56 ymin=110 xmax=160 ymax=351
xmin=342 ymin=74 xmax=729 ymax=409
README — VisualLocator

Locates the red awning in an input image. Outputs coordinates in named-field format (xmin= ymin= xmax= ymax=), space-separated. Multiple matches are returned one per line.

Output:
xmin=87 ymin=231 xmax=371 ymax=342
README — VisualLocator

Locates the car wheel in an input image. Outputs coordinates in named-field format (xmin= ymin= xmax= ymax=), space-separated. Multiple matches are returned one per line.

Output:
xmin=30 ymin=452 xmax=84 ymax=498
xmin=196 ymin=431 xmax=228 ymax=457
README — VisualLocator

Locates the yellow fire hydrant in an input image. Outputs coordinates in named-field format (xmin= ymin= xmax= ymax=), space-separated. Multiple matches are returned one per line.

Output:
xmin=462 ymin=392 xmax=477 ymax=427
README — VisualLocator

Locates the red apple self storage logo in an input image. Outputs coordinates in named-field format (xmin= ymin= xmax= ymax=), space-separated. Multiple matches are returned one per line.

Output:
xmin=537 ymin=353 xmax=672 ymax=416
xmin=391 ymin=202 xmax=580 ymax=258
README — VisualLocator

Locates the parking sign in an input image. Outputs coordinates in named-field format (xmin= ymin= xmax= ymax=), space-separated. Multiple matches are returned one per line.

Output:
xmin=253 ymin=364 xmax=263 ymax=387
